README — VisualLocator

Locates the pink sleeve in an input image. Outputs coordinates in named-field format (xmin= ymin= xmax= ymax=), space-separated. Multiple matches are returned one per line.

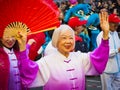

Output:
xmin=18 ymin=49 xmax=39 ymax=87
xmin=90 ymin=39 xmax=109 ymax=74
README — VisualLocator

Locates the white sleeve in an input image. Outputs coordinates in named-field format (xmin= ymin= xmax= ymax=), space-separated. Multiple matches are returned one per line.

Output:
xmin=96 ymin=32 xmax=117 ymax=57
xmin=28 ymin=58 xmax=50 ymax=88
xmin=75 ymin=51 xmax=99 ymax=75
xmin=81 ymin=52 xmax=99 ymax=75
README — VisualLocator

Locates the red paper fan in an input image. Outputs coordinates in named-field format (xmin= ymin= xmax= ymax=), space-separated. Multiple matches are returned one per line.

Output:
xmin=0 ymin=0 xmax=60 ymax=37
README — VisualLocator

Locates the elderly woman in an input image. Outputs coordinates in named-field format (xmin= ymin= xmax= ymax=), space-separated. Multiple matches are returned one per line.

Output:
xmin=28 ymin=12 xmax=109 ymax=90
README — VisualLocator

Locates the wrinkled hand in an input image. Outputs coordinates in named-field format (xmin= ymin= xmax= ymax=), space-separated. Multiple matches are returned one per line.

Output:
xmin=99 ymin=11 xmax=109 ymax=40
xmin=16 ymin=29 xmax=27 ymax=51
xmin=27 ymin=39 xmax=36 ymax=45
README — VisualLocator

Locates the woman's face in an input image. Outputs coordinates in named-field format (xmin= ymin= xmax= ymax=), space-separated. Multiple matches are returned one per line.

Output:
xmin=57 ymin=29 xmax=74 ymax=57
xmin=109 ymin=22 xmax=119 ymax=32
xmin=1 ymin=29 xmax=16 ymax=49
xmin=74 ymin=26 xmax=84 ymax=35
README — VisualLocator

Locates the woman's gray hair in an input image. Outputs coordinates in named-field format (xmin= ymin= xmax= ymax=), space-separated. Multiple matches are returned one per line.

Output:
xmin=52 ymin=24 xmax=75 ymax=48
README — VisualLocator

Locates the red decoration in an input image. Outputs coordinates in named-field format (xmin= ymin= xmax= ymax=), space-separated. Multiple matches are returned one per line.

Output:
xmin=0 ymin=0 xmax=60 ymax=37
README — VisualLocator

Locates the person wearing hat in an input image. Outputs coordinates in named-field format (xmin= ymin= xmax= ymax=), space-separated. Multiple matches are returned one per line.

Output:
xmin=97 ymin=13 xmax=120 ymax=90
xmin=68 ymin=17 xmax=89 ymax=52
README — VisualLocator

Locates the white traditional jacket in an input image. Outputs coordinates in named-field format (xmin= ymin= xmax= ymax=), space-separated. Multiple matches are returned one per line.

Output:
xmin=97 ymin=31 xmax=120 ymax=73
xmin=29 ymin=40 xmax=109 ymax=90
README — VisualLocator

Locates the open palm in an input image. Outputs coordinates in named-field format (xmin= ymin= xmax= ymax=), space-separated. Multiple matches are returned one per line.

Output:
xmin=99 ymin=12 xmax=109 ymax=40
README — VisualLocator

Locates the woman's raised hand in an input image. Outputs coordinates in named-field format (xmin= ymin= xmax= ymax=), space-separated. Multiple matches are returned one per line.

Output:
xmin=99 ymin=11 xmax=109 ymax=40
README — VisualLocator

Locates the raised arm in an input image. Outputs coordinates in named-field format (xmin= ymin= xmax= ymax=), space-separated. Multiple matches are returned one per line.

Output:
xmin=99 ymin=11 xmax=109 ymax=40
xmin=15 ymin=27 xmax=39 ymax=87
xmin=89 ymin=11 xmax=109 ymax=74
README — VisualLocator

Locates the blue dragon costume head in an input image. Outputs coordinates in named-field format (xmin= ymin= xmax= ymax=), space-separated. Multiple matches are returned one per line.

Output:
xmin=64 ymin=3 xmax=91 ymax=23
xmin=86 ymin=13 xmax=100 ymax=27
xmin=64 ymin=3 xmax=100 ymax=51
xmin=64 ymin=3 xmax=100 ymax=26
xmin=86 ymin=13 xmax=100 ymax=51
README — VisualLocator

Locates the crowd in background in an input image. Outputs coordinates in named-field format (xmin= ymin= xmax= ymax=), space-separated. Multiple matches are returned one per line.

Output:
xmin=55 ymin=0 xmax=120 ymax=15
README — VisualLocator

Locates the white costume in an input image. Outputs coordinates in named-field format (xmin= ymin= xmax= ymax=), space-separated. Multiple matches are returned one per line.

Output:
xmin=97 ymin=31 xmax=120 ymax=90
xmin=29 ymin=40 xmax=109 ymax=90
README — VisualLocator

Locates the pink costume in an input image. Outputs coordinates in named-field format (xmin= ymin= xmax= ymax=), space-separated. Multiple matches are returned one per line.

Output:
xmin=29 ymin=39 xmax=109 ymax=90
xmin=0 ymin=45 xmax=38 ymax=90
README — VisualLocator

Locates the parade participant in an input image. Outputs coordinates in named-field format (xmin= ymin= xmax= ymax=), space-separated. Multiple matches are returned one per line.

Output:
xmin=0 ymin=0 xmax=60 ymax=89
xmin=97 ymin=13 xmax=120 ymax=90
xmin=68 ymin=17 xmax=89 ymax=52
xmin=0 ymin=22 xmax=38 ymax=90
xmin=29 ymin=11 xmax=109 ymax=90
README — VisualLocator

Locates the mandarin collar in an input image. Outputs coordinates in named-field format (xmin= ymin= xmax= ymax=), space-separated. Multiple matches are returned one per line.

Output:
xmin=3 ymin=46 xmax=13 ymax=53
